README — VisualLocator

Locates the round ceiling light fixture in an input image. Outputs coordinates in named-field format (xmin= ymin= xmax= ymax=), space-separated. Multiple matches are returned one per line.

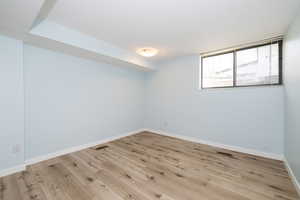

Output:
xmin=136 ymin=47 xmax=158 ymax=57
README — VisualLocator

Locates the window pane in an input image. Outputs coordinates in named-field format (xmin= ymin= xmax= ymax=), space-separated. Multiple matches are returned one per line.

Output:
xmin=236 ymin=43 xmax=279 ymax=86
xmin=202 ymin=53 xmax=234 ymax=88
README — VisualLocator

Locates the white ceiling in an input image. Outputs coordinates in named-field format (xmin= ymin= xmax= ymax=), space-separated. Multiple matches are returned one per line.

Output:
xmin=0 ymin=0 xmax=300 ymax=65
xmin=47 ymin=0 xmax=300 ymax=61
xmin=0 ymin=0 xmax=44 ymax=33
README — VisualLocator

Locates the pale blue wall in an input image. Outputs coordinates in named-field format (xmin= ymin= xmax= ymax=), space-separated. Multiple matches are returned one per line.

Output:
xmin=145 ymin=56 xmax=285 ymax=155
xmin=0 ymin=34 xmax=289 ymax=173
xmin=0 ymin=35 xmax=24 ymax=170
xmin=0 ymin=35 xmax=146 ymax=171
xmin=284 ymin=12 xmax=300 ymax=182
xmin=24 ymin=44 xmax=146 ymax=159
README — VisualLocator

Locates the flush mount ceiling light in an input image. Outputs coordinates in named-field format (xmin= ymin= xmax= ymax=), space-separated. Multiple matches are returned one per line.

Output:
xmin=136 ymin=47 xmax=158 ymax=57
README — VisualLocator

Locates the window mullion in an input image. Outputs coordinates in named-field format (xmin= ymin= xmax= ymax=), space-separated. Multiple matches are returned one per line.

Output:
xmin=233 ymin=51 xmax=237 ymax=87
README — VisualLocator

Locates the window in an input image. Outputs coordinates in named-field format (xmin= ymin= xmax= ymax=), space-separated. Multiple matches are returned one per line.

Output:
xmin=201 ymin=41 xmax=282 ymax=89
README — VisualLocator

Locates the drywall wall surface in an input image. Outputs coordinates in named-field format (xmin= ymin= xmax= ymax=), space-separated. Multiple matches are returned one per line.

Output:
xmin=24 ymin=44 xmax=145 ymax=159
xmin=0 ymin=35 xmax=24 ymax=171
xmin=145 ymin=55 xmax=284 ymax=155
xmin=284 ymin=12 xmax=300 ymax=182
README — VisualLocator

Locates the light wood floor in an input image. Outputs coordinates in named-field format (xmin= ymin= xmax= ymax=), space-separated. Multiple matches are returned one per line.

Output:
xmin=0 ymin=132 xmax=299 ymax=200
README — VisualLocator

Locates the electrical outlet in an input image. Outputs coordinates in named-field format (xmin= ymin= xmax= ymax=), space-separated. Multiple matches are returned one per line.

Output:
xmin=12 ymin=144 xmax=21 ymax=154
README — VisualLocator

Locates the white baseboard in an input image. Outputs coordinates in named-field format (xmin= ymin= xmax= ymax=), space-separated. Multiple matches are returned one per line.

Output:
xmin=25 ymin=129 xmax=144 ymax=166
xmin=283 ymin=158 xmax=300 ymax=196
xmin=0 ymin=164 xmax=26 ymax=177
xmin=1 ymin=128 xmax=299 ymax=197
xmin=143 ymin=129 xmax=284 ymax=161
xmin=0 ymin=129 xmax=144 ymax=178
xmin=0 ymin=128 xmax=286 ymax=178
xmin=148 ymin=127 xmax=300 ymax=195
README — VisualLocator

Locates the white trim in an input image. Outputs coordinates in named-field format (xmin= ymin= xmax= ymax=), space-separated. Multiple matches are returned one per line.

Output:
xmin=1 ymin=128 xmax=299 ymax=197
xmin=144 ymin=129 xmax=298 ymax=195
xmin=0 ymin=129 xmax=144 ymax=178
xmin=0 ymin=128 xmax=285 ymax=178
xmin=0 ymin=164 xmax=26 ymax=177
xmin=25 ymin=129 xmax=144 ymax=166
xmin=144 ymin=129 xmax=284 ymax=161
xmin=283 ymin=158 xmax=300 ymax=196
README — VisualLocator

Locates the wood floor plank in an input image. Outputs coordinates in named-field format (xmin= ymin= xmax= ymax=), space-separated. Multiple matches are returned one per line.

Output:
xmin=108 ymin=139 xmax=275 ymax=200
xmin=112 ymin=135 xmax=296 ymax=199
xmin=0 ymin=173 xmax=23 ymax=200
xmin=14 ymin=170 xmax=48 ymax=200
xmin=0 ymin=131 xmax=299 ymax=200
